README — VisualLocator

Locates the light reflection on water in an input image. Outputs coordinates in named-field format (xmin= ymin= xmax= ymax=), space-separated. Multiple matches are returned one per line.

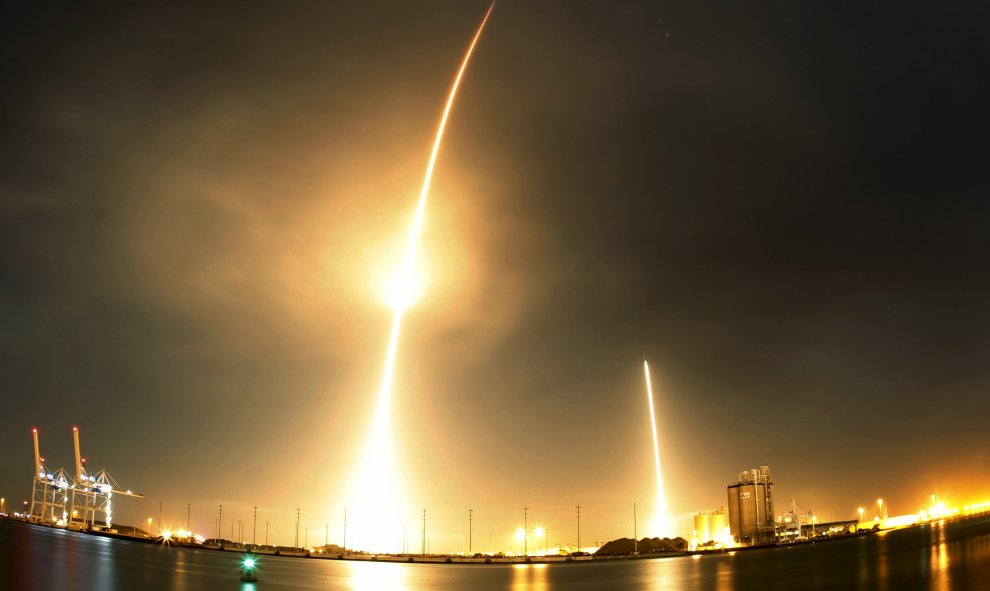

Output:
xmin=876 ymin=530 xmax=889 ymax=591
xmin=511 ymin=563 xmax=548 ymax=591
xmin=346 ymin=559 xmax=408 ymax=591
xmin=2 ymin=516 xmax=990 ymax=590
xmin=932 ymin=521 xmax=950 ymax=591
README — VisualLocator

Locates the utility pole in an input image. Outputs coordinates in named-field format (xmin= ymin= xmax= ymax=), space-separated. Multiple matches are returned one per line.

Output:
xmin=218 ymin=505 xmax=223 ymax=540
xmin=633 ymin=502 xmax=638 ymax=554
xmin=524 ymin=507 xmax=528 ymax=556
xmin=576 ymin=505 xmax=581 ymax=552
xmin=253 ymin=507 xmax=258 ymax=546
xmin=295 ymin=508 xmax=301 ymax=549
xmin=422 ymin=509 xmax=427 ymax=556
xmin=468 ymin=508 xmax=473 ymax=555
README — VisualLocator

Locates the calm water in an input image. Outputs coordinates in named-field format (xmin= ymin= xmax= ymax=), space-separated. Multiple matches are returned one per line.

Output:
xmin=2 ymin=516 xmax=989 ymax=590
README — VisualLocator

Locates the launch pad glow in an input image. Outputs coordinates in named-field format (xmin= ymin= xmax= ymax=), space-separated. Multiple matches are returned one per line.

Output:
xmin=343 ymin=3 xmax=496 ymax=552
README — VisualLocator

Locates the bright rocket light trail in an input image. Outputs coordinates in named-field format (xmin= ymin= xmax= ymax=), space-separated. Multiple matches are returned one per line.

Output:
xmin=644 ymin=360 xmax=671 ymax=537
xmin=345 ymin=3 xmax=496 ymax=552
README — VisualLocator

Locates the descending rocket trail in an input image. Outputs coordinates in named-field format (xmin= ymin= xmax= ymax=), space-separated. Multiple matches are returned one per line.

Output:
xmin=345 ymin=3 xmax=496 ymax=552
xmin=644 ymin=360 xmax=671 ymax=538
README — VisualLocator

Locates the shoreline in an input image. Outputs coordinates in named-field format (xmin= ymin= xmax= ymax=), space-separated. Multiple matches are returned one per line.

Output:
xmin=5 ymin=512 xmax=988 ymax=566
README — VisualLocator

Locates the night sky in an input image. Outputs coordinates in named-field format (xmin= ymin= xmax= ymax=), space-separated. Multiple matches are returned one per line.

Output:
xmin=2 ymin=1 xmax=989 ymax=551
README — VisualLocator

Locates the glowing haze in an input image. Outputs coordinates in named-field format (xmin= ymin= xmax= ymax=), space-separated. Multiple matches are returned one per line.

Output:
xmin=343 ymin=2 xmax=497 ymax=552
xmin=3 ymin=1 xmax=989 ymax=555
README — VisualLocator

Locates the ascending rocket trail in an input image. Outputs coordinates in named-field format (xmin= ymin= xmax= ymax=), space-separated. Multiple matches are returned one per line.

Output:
xmin=347 ymin=2 xmax=496 ymax=551
xmin=377 ymin=0 xmax=496 ymax=416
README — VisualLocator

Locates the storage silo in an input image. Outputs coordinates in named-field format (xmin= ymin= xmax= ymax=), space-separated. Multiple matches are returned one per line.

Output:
xmin=710 ymin=509 xmax=727 ymax=540
xmin=694 ymin=513 xmax=711 ymax=543
xmin=727 ymin=466 xmax=774 ymax=545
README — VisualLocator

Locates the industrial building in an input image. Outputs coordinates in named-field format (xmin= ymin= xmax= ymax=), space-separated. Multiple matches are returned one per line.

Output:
xmin=727 ymin=465 xmax=775 ymax=545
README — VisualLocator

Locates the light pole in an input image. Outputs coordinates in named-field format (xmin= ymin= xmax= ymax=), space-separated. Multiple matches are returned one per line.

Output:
xmin=468 ymin=509 xmax=473 ymax=555
xmin=877 ymin=498 xmax=886 ymax=520
xmin=147 ymin=517 xmax=153 ymax=537
xmin=253 ymin=507 xmax=258 ymax=546
xmin=523 ymin=507 xmax=528 ymax=556
xmin=266 ymin=521 xmax=269 ymax=546
xmin=858 ymin=507 xmax=864 ymax=524
xmin=186 ymin=503 xmax=191 ymax=531
xmin=422 ymin=509 xmax=427 ymax=556
xmin=343 ymin=509 xmax=348 ymax=551
xmin=325 ymin=522 xmax=329 ymax=547
xmin=633 ymin=502 xmax=638 ymax=554
xmin=158 ymin=501 xmax=162 ymax=533
xmin=218 ymin=504 xmax=223 ymax=540
xmin=295 ymin=508 xmax=301 ymax=549
xmin=576 ymin=505 xmax=581 ymax=553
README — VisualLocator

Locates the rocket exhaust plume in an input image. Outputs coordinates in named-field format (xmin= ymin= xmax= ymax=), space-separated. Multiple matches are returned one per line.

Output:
xmin=344 ymin=2 xmax=496 ymax=552
xmin=644 ymin=360 xmax=671 ymax=537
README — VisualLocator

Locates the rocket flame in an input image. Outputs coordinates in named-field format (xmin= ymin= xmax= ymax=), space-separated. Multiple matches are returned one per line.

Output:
xmin=644 ymin=360 xmax=671 ymax=537
xmin=344 ymin=2 xmax=496 ymax=552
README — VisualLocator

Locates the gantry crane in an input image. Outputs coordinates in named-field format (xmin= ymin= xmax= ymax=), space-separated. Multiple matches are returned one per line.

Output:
xmin=67 ymin=426 xmax=143 ymax=530
xmin=28 ymin=428 xmax=70 ymax=524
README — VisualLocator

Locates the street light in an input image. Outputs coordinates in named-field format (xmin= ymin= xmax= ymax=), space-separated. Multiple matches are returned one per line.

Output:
xmin=877 ymin=498 xmax=885 ymax=520
xmin=858 ymin=507 xmax=864 ymax=523
xmin=147 ymin=517 xmax=153 ymax=537
xmin=534 ymin=526 xmax=545 ymax=556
